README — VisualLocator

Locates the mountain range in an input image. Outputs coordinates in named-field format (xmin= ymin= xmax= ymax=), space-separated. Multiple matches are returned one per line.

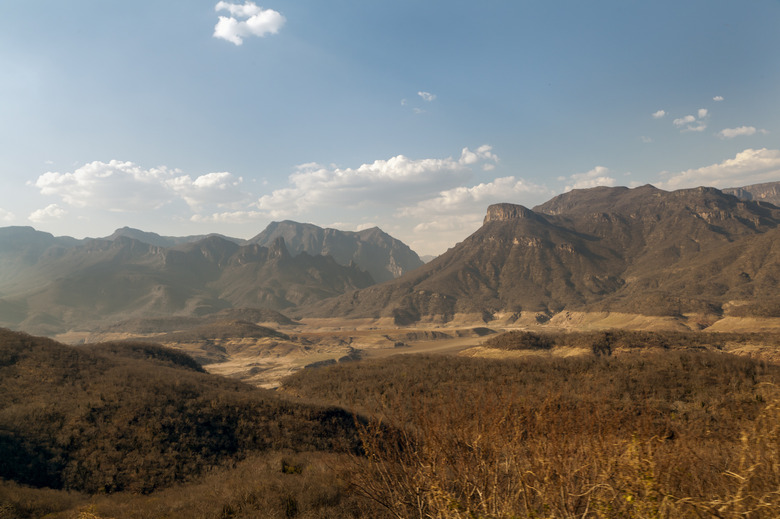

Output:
xmin=306 ymin=184 xmax=780 ymax=324
xmin=0 ymin=230 xmax=372 ymax=334
xmin=1 ymin=181 xmax=779 ymax=334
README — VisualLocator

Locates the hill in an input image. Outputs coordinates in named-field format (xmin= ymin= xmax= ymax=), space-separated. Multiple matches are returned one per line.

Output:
xmin=302 ymin=185 xmax=780 ymax=323
xmin=250 ymin=220 xmax=424 ymax=283
xmin=0 ymin=328 xmax=358 ymax=494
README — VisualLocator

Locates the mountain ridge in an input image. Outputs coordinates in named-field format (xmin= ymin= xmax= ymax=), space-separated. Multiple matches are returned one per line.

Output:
xmin=301 ymin=184 xmax=780 ymax=323
xmin=249 ymin=220 xmax=424 ymax=282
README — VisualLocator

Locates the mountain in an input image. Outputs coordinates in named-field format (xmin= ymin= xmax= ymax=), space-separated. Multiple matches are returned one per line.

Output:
xmin=303 ymin=185 xmax=780 ymax=323
xmin=723 ymin=180 xmax=780 ymax=206
xmin=0 ymin=234 xmax=372 ymax=334
xmin=105 ymin=226 xmax=243 ymax=248
xmin=250 ymin=220 xmax=424 ymax=283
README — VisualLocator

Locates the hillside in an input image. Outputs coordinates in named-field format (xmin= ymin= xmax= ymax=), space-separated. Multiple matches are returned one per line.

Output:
xmin=250 ymin=220 xmax=424 ymax=282
xmin=303 ymin=185 xmax=780 ymax=323
xmin=0 ymin=328 xmax=358 ymax=494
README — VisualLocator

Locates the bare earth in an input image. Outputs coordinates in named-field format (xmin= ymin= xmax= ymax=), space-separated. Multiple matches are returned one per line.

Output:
xmin=57 ymin=312 xmax=780 ymax=388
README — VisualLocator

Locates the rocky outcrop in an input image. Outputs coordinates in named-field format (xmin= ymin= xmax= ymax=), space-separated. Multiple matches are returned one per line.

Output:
xmin=483 ymin=203 xmax=540 ymax=224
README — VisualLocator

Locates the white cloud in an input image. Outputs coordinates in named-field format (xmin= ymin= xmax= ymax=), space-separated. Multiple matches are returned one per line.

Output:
xmin=257 ymin=146 xmax=500 ymax=218
xmin=190 ymin=210 xmax=265 ymax=224
xmin=355 ymin=222 xmax=378 ymax=231
xmin=717 ymin=126 xmax=768 ymax=139
xmin=214 ymin=1 xmax=285 ymax=46
xmin=34 ymin=160 xmax=177 ymax=211
xmin=672 ymin=108 xmax=708 ymax=132
xmin=683 ymin=123 xmax=707 ymax=133
xmin=29 ymin=204 xmax=67 ymax=223
xmin=418 ymin=91 xmax=437 ymax=102
xmin=0 ymin=208 xmax=15 ymax=222
xmin=673 ymin=115 xmax=696 ymax=127
xmin=641 ymin=136 xmax=653 ymax=143
xmin=168 ymin=171 xmax=246 ymax=209
xmin=652 ymin=110 xmax=666 ymax=119
xmin=658 ymin=148 xmax=780 ymax=190
xmin=33 ymin=160 xmax=248 ymax=213
xmin=399 ymin=176 xmax=550 ymax=218
xmin=563 ymin=166 xmax=617 ymax=191
xmin=713 ymin=96 xmax=724 ymax=102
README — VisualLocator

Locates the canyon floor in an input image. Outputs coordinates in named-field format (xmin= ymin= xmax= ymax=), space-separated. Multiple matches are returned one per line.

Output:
xmin=52 ymin=311 xmax=780 ymax=388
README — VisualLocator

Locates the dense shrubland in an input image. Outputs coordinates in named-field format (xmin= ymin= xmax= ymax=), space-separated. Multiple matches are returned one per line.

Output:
xmin=284 ymin=341 xmax=780 ymax=518
xmin=0 ymin=329 xmax=359 ymax=496
xmin=5 ymin=328 xmax=780 ymax=517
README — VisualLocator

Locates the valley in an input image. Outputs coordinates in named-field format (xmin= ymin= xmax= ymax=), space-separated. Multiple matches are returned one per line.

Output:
xmin=4 ymin=183 xmax=780 ymax=517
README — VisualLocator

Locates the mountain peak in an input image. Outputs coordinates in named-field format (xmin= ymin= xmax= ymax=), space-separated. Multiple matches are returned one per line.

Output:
xmin=484 ymin=203 xmax=540 ymax=224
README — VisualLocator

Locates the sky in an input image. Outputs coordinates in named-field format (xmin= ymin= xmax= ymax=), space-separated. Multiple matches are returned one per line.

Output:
xmin=1 ymin=1 xmax=779 ymax=256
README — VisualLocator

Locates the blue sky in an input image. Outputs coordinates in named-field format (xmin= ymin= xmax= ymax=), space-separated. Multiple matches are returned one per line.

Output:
xmin=1 ymin=1 xmax=779 ymax=255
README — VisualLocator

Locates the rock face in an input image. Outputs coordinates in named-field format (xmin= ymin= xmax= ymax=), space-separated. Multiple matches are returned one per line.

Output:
xmin=483 ymin=203 xmax=541 ymax=223
xmin=304 ymin=185 xmax=780 ymax=323
xmin=250 ymin=221 xmax=424 ymax=283
xmin=724 ymin=181 xmax=780 ymax=206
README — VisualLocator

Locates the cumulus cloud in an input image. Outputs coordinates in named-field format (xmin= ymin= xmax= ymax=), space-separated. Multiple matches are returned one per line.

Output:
xmin=33 ymin=160 xmax=248 ymax=213
xmin=34 ymin=161 xmax=177 ymax=211
xmin=652 ymin=110 xmax=666 ymax=119
xmin=418 ymin=91 xmax=437 ymax=102
xmin=190 ymin=210 xmax=265 ymax=224
xmin=658 ymin=148 xmax=780 ymax=190
xmin=168 ymin=171 xmax=247 ymax=209
xmin=673 ymin=115 xmax=696 ymax=127
xmin=673 ymin=108 xmax=708 ymax=132
xmin=213 ymin=1 xmax=285 ymax=45
xmin=713 ymin=96 xmax=724 ymax=102
xmin=717 ymin=126 xmax=768 ymax=139
xmin=29 ymin=204 xmax=67 ymax=223
xmin=257 ymin=146 xmax=500 ymax=218
xmin=0 ymin=208 xmax=15 ymax=222
xmin=399 ymin=176 xmax=549 ymax=218
xmin=562 ymin=166 xmax=617 ymax=191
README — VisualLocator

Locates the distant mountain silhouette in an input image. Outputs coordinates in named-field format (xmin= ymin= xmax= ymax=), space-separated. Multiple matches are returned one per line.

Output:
xmin=0 ymin=233 xmax=372 ymax=334
xmin=105 ymin=227 xmax=242 ymax=248
xmin=303 ymin=185 xmax=780 ymax=323
xmin=250 ymin=220 xmax=424 ymax=283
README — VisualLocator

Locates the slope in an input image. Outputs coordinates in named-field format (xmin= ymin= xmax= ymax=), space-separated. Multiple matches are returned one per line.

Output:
xmin=0 ymin=328 xmax=357 ymax=494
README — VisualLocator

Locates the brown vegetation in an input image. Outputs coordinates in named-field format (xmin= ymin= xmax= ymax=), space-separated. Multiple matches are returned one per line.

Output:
xmin=283 ymin=345 xmax=780 ymax=518
xmin=5 ymin=328 xmax=780 ymax=517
